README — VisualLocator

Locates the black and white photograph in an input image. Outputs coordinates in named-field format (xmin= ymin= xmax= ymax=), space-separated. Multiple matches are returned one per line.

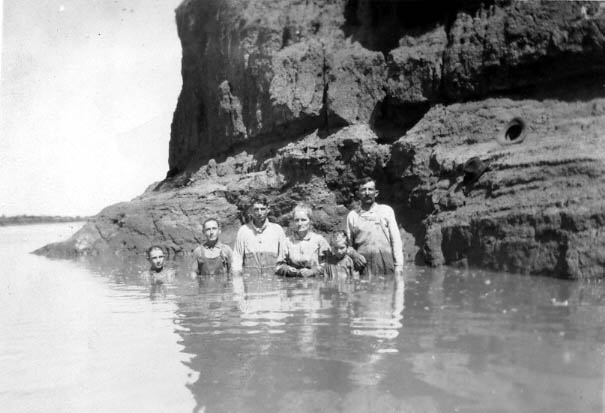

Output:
xmin=1 ymin=1 xmax=604 ymax=412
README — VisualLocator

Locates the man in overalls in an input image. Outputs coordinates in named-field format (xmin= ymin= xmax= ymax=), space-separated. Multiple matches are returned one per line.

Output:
xmin=232 ymin=195 xmax=287 ymax=277
xmin=191 ymin=218 xmax=233 ymax=278
xmin=346 ymin=177 xmax=404 ymax=277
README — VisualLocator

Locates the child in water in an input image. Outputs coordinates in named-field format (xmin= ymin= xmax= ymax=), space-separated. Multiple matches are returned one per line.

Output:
xmin=140 ymin=245 xmax=176 ymax=285
xmin=323 ymin=231 xmax=358 ymax=281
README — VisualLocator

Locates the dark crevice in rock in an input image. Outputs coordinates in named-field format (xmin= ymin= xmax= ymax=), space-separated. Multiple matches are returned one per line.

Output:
xmin=372 ymin=99 xmax=431 ymax=143
xmin=319 ymin=115 xmax=350 ymax=138
xmin=494 ymin=71 xmax=605 ymax=103
xmin=343 ymin=0 xmax=496 ymax=55
xmin=439 ymin=67 xmax=605 ymax=106
xmin=318 ymin=43 xmax=350 ymax=136
xmin=93 ymin=222 xmax=110 ymax=245
xmin=281 ymin=20 xmax=302 ymax=49
xmin=320 ymin=47 xmax=329 ymax=130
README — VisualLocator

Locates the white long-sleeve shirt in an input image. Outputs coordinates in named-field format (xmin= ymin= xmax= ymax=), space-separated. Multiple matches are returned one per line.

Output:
xmin=231 ymin=221 xmax=286 ymax=276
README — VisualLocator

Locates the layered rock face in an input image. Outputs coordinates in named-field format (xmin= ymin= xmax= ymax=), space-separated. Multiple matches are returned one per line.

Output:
xmin=37 ymin=0 xmax=605 ymax=279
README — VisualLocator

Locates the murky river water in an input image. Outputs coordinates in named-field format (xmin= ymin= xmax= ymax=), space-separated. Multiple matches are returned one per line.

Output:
xmin=1 ymin=223 xmax=604 ymax=412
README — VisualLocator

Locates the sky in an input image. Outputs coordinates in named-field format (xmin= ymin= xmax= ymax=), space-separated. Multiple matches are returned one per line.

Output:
xmin=0 ymin=0 xmax=183 ymax=216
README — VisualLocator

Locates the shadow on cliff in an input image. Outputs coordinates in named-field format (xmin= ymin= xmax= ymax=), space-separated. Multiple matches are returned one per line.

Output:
xmin=342 ymin=0 xmax=494 ymax=56
xmin=496 ymin=71 xmax=605 ymax=103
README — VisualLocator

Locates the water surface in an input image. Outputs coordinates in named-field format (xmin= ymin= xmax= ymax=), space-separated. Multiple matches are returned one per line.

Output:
xmin=1 ymin=223 xmax=604 ymax=412
xmin=0 ymin=223 xmax=195 ymax=412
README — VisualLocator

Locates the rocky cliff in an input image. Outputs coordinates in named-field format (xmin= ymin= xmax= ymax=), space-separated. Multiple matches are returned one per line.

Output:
xmin=36 ymin=0 xmax=605 ymax=279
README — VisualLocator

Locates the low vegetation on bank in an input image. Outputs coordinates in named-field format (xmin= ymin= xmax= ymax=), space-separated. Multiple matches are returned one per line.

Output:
xmin=0 ymin=215 xmax=88 ymax=226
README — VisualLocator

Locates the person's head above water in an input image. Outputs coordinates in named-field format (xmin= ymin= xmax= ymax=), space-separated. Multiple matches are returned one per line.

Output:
xmin=202 ymin=217 xmax=221 ymax=245
xmin=249 ymin=195 xmax=270 ymax=228
xmin=146 ymin=245 xmax=166 ymax=272
xmin=292 ymin=203 xmax=313 ymax=237
xmin=330 ymin=231 xmax=349 ymax=259
xmin=357 ymin=176 xmax=378 ymax=209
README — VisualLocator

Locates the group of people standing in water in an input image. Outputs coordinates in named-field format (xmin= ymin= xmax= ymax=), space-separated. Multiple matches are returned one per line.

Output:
xmin=141 ymin=177 xmax=404 ymax=285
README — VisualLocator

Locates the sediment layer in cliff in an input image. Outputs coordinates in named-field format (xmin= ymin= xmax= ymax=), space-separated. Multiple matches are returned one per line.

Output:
xmin=37 ymin=0 xmax=605 ymax=279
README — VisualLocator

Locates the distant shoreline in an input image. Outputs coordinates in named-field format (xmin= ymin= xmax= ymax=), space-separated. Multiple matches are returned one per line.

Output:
xmin=0 ymin=215 xmax=89 ymax=227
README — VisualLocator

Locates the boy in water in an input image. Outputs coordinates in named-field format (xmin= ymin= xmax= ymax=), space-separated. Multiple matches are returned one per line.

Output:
xmin=140 ymin=245 xmax=176 ymax=284
xmin=232 ymin=195 xmax=286 ymax=277
xmin=323 ymin=231 xmax=358 ymax=281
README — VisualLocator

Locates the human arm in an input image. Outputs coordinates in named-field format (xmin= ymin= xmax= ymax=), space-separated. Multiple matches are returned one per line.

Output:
xmin=295 ymin=234 xmax=329 ymax=277
xmin=345 ymin=212 xmax=355 ymax=248
xmin=276 ymin=264 xmax=302 ymax=277
xmin=190 ymin=247 xmax=201 ymax=279
xmin=346 ymin=246 xmax=367 ymax=270
xmin=273 ymin=225 xmax=304 ymax=276
xmin=384 ymin=206 xmax=404 ymax=273
xmin=275 ymin=238 xmax=301 ymax=276
xmin=231 ymin=227 xmax=246 ymax=276
xmin=220 ymin=244 xmax=234 ymax=275
xmin=345 ymin=211 xmax=366 ymax=269
xmin=303 ymin=235 xmax=330 ymax=277
xmin=318 ymin=235 xmax=331 ymax=262
xmin=276 ymin=225 xmax=288 ymax=259
xmin=275 ymin=236 xmax=291 ymax=276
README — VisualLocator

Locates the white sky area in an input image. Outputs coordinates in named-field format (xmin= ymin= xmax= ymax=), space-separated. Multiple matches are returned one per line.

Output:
xmin=0 ymin=0 xmax=183 ymax=216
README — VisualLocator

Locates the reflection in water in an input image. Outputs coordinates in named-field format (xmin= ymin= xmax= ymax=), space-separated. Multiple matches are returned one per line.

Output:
xmin=173 ymin=274 xmax=406 ymax=412
xmin=171 ymin=268 xmax=604 ymax=413
xmin=3 ymin=224 xmax=604 ymax=413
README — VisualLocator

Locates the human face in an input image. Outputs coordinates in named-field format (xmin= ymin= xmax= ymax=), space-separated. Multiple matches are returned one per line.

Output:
xmin=358 ymin=181 xmax=378 ymax=207
xmin=250 ymin=202 xmax=269 ymax=226
xmin=203 ymin=220 xmax=220 ymax=243
xmin=332 ymin=240 xmax=348 ymax=259
xmin=293 ymin=210 xmax=311 ymax=236
xmin=148 ymin=248 xmax=165 ymax=271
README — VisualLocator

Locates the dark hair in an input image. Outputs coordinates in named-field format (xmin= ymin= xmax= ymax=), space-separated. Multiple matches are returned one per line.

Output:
xmin=202 ymin=217 xmax=220 ymax=229
xmin=357 ymin=176 xmax=376 ymax=188
xmin=146 ymin=245 xmax=165 ymax=258
xmin=249 ymin=195 xmax=270 ymax=208
xmin=330 ymin=230 xmax=349 ymax=246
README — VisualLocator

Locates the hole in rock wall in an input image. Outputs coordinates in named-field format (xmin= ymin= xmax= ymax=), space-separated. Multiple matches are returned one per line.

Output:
xmin=506 ymin=123 xmax=523 ymax=141
xmin=497 ymin=117 xmax=527 ymax=145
